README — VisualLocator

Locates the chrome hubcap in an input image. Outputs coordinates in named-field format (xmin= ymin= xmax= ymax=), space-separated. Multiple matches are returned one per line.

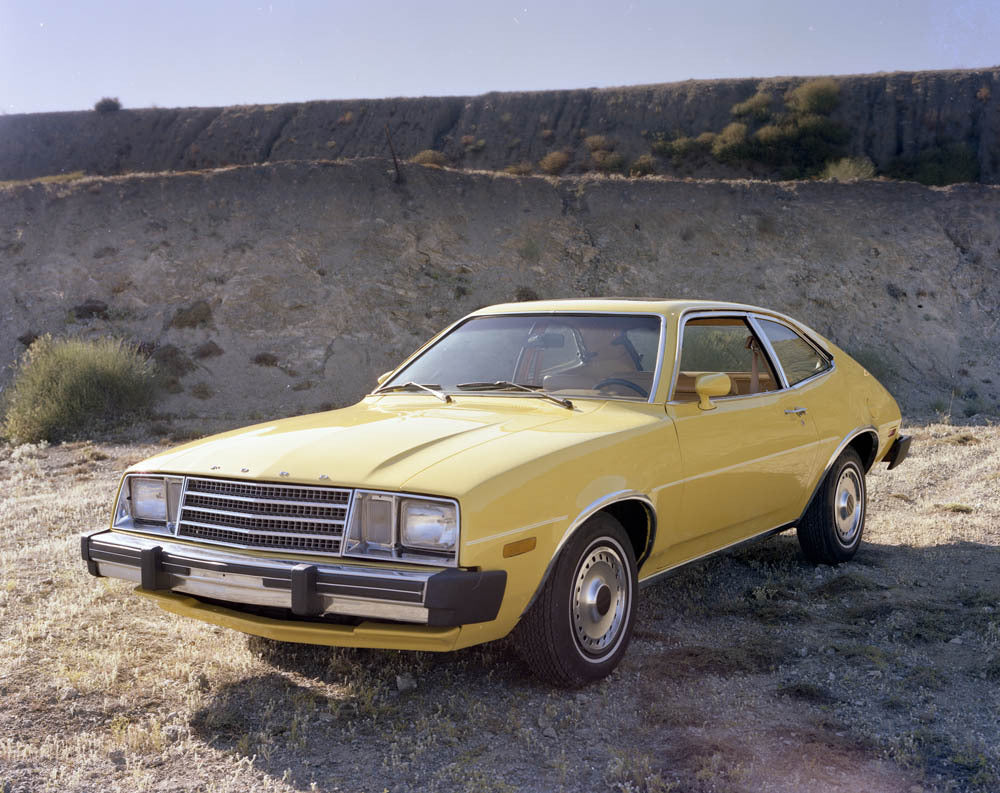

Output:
xmin=572 ymin=543 xmax=628 ymax=655
xmin=834 ymin=466 xmax=863 ymax=545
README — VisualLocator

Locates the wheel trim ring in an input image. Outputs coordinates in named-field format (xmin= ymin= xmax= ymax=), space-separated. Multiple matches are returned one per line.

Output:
xmin=834 ymin=465 xmax=863 ymax=545
xmin=570 ymin=540 xmax=630 ymax=658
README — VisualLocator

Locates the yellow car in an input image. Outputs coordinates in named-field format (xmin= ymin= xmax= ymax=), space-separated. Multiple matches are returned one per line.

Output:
xmin=82 ymin=299 xmax=910 ymax=686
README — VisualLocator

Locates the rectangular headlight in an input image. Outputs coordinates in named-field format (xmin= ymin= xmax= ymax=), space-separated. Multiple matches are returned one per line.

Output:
xmin=343 ymin=491 xmax=459 ymax=566
xmin=112 ymin=474 xmax=184 ymax=532
xmin=400 ymin=499 xmax=457 ymax=552
xmin=131 ymin=477 xmax=168 ymax=522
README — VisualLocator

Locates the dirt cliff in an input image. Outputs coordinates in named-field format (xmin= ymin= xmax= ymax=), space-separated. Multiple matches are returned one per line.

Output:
xmin=2 ymin=159 xmax=997 ymax=422
xmin=2 ymin=69 xmax=998 ymax=183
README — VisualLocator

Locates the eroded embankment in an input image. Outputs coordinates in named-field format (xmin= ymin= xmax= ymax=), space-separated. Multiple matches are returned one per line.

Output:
xmin=1 ymin=68 xmax=998 ymax=182
xmin=1 ymin=159 xmax=998 ymax=420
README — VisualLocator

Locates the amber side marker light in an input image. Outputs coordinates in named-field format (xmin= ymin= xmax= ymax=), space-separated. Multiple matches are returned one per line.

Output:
xmin=503 ymin=537 xmax=537 ymax=558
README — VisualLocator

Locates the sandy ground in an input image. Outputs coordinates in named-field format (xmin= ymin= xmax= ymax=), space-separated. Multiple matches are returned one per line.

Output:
xmin=1 ymin=422 xmax=997 ymax=792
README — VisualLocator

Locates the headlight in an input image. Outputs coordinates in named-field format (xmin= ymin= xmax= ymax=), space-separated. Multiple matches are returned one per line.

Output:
xmin=344 ymin=491 xmax=459 ymax=566
xmin=131 ymin=477 xmax=168 ymax=522
xmin=400 ymin=499 xmax=457 ymax=551
xmin=113 ymin=474 xmax=184 ymax=531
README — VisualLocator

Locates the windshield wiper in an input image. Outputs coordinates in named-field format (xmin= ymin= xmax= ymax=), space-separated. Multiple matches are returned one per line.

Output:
xmin=455 ymin=381 xmax=573 ymax=410
xmin=373 ymin=381 xmax=452 ymax=403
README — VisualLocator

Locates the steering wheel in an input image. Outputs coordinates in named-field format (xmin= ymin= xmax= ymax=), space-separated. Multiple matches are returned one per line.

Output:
xmin=593 ymin=378 xmax=649 ymax=398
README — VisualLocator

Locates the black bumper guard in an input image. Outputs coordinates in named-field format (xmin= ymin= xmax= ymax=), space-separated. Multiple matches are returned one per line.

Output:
xmin=82 ymin=530 xmax=505 ymax=627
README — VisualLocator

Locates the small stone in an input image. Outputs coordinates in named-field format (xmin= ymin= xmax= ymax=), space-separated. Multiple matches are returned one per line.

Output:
xmin=828 ymin=672 xmax=835 ymax=681
xmin=163 ymin=726 xmax=182 ymax=743
xmin=537 ymin=714 xmax=552 ymax=729
xmin=543 ymin=727 xmax=557 ymax=739
xmin=798 ymin=647 xmax=809 ymax=657
xmin=949 ymin=637 xmax=963 ymax=645
xmin=395 ymin=673 xmax=417 ymax=693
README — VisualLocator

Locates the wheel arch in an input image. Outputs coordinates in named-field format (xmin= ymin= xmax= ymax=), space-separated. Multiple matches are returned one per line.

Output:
xmin=519 ymin=492 xmax=655 ymax=618
xmin=847 ymin=430 xmax=879 ymax=472
xmin=798 ymin=426 xmax=877 ymax=523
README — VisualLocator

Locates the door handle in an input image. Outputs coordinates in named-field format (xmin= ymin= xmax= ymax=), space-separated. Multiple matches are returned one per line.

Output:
xmin=784 ymin=407 xmax=807 ymax=415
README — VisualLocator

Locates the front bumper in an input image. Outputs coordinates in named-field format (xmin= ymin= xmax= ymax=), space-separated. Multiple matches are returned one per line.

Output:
xmin=82 ymin=530 xmax=505 ymax=628
xmin=884 ymin=434 xmax=912 ymax=470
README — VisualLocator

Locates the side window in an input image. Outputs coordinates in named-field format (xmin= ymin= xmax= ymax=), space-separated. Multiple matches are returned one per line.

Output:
xmin=673 ymin=317 xmax=779 ymax=401
xmin=756 ymin=319 xmax=831 ymax=386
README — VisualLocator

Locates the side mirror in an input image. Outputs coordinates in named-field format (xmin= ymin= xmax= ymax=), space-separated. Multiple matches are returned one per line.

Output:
xmin=376 ymin=371 xmax=392 ymax=385
xmin=694 ymin=373 xmax=731 ymax=411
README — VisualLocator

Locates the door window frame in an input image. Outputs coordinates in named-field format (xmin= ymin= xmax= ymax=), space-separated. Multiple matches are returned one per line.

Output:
xmin=668 ymin=310 xmax=835 ymax=403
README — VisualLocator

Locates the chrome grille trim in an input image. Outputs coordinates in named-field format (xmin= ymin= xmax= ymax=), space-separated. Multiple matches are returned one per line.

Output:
xmin=177 ymin=476 xmax=353 ymax=556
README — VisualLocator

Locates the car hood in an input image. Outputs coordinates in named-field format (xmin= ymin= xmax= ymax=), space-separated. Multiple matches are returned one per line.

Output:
xmin=131 ymin=395 xmax=646 ymax=494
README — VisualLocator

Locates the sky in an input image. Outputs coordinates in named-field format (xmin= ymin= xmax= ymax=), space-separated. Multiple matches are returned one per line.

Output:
xmin=1 ymin=0 xmax=998 ymax=114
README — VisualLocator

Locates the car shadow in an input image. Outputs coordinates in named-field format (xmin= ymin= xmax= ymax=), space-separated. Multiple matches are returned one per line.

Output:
xmin=187 ymin=534 xmax=1000 ymax=792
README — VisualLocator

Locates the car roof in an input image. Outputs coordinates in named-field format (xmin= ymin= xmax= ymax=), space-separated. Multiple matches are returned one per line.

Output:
xmin=469 ymin=298 xmax=832 ymax=353
xmin=473 ymin=298 xmax=771 ymax=317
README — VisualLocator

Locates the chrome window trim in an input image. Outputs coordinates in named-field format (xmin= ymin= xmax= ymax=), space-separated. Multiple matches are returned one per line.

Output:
xmin=751 ymin=313 xmax=834 ymax=388
xmin=373 ymin=311 xmax=668 ymax=406
xmin=667 ymin=308 xmax=835 ymax=403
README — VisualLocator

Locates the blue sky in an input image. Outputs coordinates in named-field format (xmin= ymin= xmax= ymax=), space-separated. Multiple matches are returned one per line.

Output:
xmin=1 ymin=0 xmax=997 ymax=114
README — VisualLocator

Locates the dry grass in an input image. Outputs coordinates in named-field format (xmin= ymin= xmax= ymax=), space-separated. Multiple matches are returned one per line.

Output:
xmin=1 ymin=423 xmax=997 ymax=792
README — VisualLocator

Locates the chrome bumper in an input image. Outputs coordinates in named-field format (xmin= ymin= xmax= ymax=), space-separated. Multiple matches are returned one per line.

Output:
xmin=82 ymin=530 xmax=505 ymax=627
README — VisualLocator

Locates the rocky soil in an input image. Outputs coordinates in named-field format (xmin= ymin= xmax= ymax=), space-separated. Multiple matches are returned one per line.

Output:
xmin=1 ymin=69 xmax=998 ymax=182
xmin=2 ymin=159 xmax=998 ymax=427
xmin=1 ymin=423 xmax=998 ymax=792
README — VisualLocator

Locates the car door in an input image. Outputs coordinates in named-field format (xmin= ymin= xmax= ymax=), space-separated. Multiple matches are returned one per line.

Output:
xmin=661 ymin=312 xmax=821 ymax=562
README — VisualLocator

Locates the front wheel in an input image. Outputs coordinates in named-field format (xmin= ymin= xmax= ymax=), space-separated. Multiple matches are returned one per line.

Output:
xmin=797 ymin=447 xmax=866 ymax=564
xmin=513 ymin=513 xmax=638 ymax=687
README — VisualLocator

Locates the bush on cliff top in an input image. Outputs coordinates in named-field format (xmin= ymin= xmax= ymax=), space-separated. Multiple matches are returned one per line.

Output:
xmin=94 ymin=97 xmax=121 ymax=113
xmin=3 ymin=335 xmax=157 ymax=444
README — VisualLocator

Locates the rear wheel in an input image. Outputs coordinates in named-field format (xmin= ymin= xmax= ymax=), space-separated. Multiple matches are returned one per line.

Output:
xmin=797 ymin=447 xmax=866 ymax=564
xmin=514 ymin=513 xmax=638 ymax=687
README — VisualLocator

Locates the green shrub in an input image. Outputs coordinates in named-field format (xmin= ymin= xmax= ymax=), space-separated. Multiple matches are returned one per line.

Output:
xmin=2 ymin=335 xmax=157 ymax=444
xmin=538 ymin=150 xmax=571 ymax=175
xmin=629 ymin=154 xmax=656 ymax=176
xmin=504 ymin=161 xmax=534 ymax=176
xmin=822 ymin=156 xmax=876 ymax=181
xmin=731 ymin=91 xmax=772 ymax=121
xmin=711 ymin=122 xmax=751 ymax=162
xmin=786 ymin=78 xmax=840 ymax=115
xmin=584 ymin=134 xmax=614 ymax=152
xmin=409 ymin=149 xmax=447 ymax=167
xmin=653 ymin=134 xmax=715 ymax=160
xmin=460 ymin=135 xmax=486 ymax=153
xmin=94 ymin=97 xmax=122 ymax=113
xmin=887 ymin=143 xmax=980 ymax=185
xmin=590 ymin=149 xmax=624 ymax=172
xmin=752 ymin=114 xmax=848 ymax=174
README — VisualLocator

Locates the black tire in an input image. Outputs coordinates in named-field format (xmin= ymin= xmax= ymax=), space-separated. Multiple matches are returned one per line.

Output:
xmin=797 ymin=447 xmax=866 ymax=564
xmin=513 ymin=513 xmax=638 ymax=687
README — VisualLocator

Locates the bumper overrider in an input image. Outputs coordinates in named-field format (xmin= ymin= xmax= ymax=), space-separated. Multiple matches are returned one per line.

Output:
xmin=884 ymin=434 xmax=912 ymax=470
xmin=82 ymin=530 xmax=506 ymax=630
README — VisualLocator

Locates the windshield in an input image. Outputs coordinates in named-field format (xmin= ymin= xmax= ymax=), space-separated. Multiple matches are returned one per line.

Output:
xmin=380 ymin=313 xmax=663 ymax=401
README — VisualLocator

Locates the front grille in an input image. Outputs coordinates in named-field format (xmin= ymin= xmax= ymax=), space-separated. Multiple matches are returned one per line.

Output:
xmin=177 ymin=477 xmax=352 ymax=555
